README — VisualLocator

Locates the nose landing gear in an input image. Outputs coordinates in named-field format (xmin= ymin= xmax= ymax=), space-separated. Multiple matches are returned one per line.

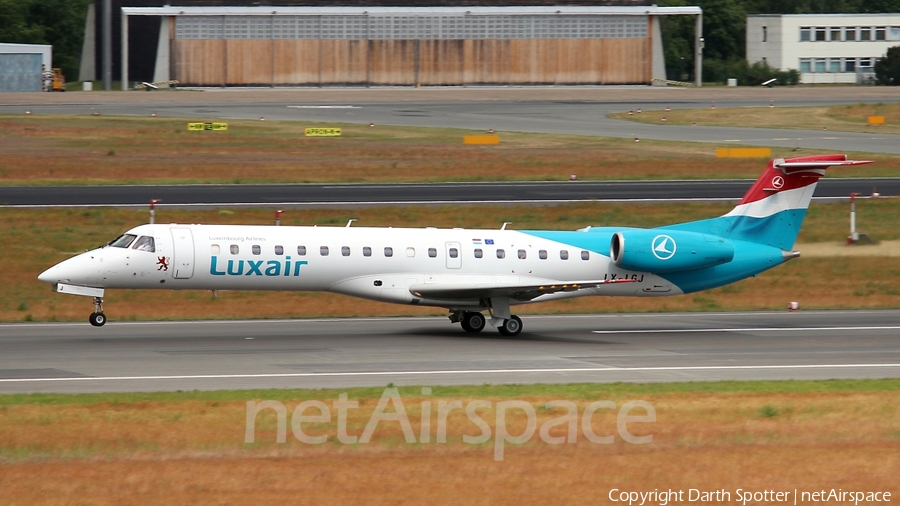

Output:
xmin=89 ymin=296 xmax=106 ymax=327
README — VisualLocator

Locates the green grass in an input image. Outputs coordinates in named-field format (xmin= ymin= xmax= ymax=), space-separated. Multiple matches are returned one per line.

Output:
xmin=4 ymin=378 xmax=900 ymax=407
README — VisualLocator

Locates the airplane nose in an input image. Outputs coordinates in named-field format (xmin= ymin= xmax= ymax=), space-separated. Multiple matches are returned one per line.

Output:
xmin=38 ymin=266 xmax=59 ymax=284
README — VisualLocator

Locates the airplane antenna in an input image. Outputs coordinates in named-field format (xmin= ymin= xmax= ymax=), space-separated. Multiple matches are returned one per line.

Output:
xmin=149 ymin=199 xmax=161 ymax=224
xmin=346 ymin=219 xmax=357 ymax=227
xmin=274 ymin=209 xmax=283 ymax=226
xmin=501 ymin=222 xmax=511 ymax=230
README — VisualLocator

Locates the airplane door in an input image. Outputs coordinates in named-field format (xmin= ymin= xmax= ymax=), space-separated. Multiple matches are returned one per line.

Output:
xmin=445 ymin=242 xmax=461 ymax=269
xmin=170 ymin=227 xmax=195 ymax=279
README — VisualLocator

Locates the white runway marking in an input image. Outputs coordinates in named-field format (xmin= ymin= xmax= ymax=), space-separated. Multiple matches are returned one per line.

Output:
xmin=287 ymin=105 xmax=360 ymax=109
xmin=2 ymin=364 xmax=899 ymax=383
xmin=592 ymin=326 xmax=900 ymax=334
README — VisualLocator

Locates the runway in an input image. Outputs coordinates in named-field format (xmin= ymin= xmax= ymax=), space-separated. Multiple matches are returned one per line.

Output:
xmin=2 ymin=178 xmax=896 ymax=207
xmin=2 ymin=310 xmax=899 ymax=394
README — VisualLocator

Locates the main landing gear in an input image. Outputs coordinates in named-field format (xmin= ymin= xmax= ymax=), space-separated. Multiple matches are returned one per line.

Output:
xmin=89 ymin=296 xmax=106 ymax=327
xmin=451 ymin=311 xmax=522 ymax=336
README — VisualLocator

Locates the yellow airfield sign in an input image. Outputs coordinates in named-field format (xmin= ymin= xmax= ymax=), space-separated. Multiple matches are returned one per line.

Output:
xmin=188 ymin=122 xmax=228 ymax=131
xmin=305 ymin=127 xmax=342 ymax=137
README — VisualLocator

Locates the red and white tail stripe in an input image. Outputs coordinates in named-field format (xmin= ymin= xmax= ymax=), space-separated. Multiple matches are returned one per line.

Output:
xmin=726 ymin=154 xmax=871 ymax=219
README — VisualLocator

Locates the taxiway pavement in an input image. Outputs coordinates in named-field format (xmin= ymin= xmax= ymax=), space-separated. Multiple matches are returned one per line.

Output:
xmin=2 ymin=311 xmax=899 ymax=394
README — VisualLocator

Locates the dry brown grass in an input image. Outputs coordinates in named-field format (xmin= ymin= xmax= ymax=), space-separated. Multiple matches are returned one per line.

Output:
xmin=6 ymin=200 xmax=900 ymax=322
xmin=0 ymin=114 xmax=894 ymax=186
xmin=609 ymin=103 xmax=900 ymax=135
xmin=1 ymin=386 xmax=898 ymax=504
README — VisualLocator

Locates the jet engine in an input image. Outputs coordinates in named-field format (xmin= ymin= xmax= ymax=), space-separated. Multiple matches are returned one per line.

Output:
xmin=610 ymin=229 xmax=734 ymax=273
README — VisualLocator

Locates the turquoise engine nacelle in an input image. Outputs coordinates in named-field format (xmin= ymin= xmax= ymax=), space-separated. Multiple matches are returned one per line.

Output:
xmin=610 ymin=229 xmax=735 ymax=273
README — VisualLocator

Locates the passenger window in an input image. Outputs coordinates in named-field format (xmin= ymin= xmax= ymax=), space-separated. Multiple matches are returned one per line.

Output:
xmin=518 ymin=249 xmax=526 ymax=259
xmin=406 ymin=247 xmax=416 ymax=257
xmin=581 ymin=250 xmax=590 ymax=260
xmin=474 ymin=248 xmax=483 ymax=258
xmin=497 ymin=249 xmax=506 ymax=259
xmin=132 ymin=236 xmax=156 ymax=252
xmin=363 ymin=246 xmax=372 ymax=257
xmin=211 ymin=244 xmax=220 ymax=255
xmin=252 ymin=245 xmax=261 ymax=255
xmin=384 ymin=247 xmax=393 ymax=257
xmin=320 ymin=246 xmax=329 ymax=256
xmin=342 ymin=246 xmax=350 ymax=256
xmin=275 ymin=245 xmax=284 ymax=256
xmin=539 ymin=250 xmax=547 ymax=260
xmin=109 ymin=234 xmax=137 ymax=248
xmin=560 ymin=250 xmax=569 ymax=260
xmin=231 ymin=245 xmax=239 ymax=255
xmin=428 ymin=248 xmax=437 ymax=258
xmin=297 ymin=245 xmax=306 ymax=256
xmin=449 ymin=248 xmax=459 ymax=258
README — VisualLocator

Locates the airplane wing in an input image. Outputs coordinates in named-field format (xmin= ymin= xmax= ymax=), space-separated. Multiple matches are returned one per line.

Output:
xmin=408 ymin=278 xmax=637 ymax=302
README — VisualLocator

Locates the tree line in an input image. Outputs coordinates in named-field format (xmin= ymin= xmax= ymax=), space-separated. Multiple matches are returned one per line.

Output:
xmin=0 ymin=0 xmax=93 ymax=80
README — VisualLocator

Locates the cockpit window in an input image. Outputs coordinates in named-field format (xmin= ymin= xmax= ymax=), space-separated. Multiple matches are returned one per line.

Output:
xmin=109 ymin=234 xmax=137 ymax=248
xmin=132 ymin=236 xmax=156 ymax=252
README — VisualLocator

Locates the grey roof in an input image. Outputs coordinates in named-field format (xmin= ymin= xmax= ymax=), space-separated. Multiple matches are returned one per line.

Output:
xmin=123 ymin=5 xmax=701 ymax=16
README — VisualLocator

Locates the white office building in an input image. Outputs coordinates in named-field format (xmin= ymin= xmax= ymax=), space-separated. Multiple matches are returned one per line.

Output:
xmin=747 ymin=14 xmax=900 ymax=84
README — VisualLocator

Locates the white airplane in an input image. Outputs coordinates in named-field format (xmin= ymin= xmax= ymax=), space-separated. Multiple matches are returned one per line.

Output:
xmin=39 ymin=154 xmax=870 ymax=335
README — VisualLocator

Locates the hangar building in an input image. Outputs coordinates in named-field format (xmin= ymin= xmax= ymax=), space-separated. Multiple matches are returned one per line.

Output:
xmin=84 ymin=1 xmax=702 ymax=88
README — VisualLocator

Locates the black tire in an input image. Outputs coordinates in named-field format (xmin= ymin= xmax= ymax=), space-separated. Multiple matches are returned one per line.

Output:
xmin=461 ymin=312 xmax=486 ymax=333
xmin=498 ymin=315 xmax=522 ymax=336
xmin=89 ymin=312 xmax=106 ymax=327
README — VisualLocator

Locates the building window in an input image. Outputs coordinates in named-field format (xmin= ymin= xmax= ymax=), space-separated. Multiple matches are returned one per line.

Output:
xmin=846 ymin=27 xmax=856 ymax=41
xmin=800 ymin=26 xmax=811 ymax=41
xmin=342 ymin=246 xmax=350 ymax=256
xmin=560 ymin=250 xmax=569 ymax=260
xmin=320 ymin=246 xmax=329 ymax=256
xmin=814 ymin=58 xmax=826 ymax=72
xmin=428 ymin=247 xmax=437 ymax=258
xmin=497 ymin=249 xmax=506 ymax=259
xmin=845 ymin=58 xmax=856 ymax=72
xmin=799 ymin=58 xmax=811 ymax=72
xmin=828 ymin=59 xmax=840 ymax=72
xmin=830 ymin=27 xmax=841 ymax=41
xmin=274 ymin=245 xmax=283 ymax=256
xmin=230 ymin=245 xmax=239 ymax=255
xmin=859 ymin=58 xmax=873 ymax=68
xmin=384 ymin=247 xmax=393 ymax=257
xmin=297 ymin=245 xmax=306 ymax=256
xmin=815 ymin=27 xmax=827 ymax=41
xmin=860 ymin=27 xmax=871 ymax=41
xmin=363 ymin=246 xmax=372 ymax=257
xmin=252 ymin=245 xmax=261 ymax=255
xmin=474 ymin=248 xmax=483 ymax=258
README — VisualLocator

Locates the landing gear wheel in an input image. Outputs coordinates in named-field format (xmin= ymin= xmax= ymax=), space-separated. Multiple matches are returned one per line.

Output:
xmin=498 ymin=315 xmax=522 ymax=336
xmin=89 ymin=312 xmax=106 ymax=327
xmin=460 ymin=312 xmax=486 ymax=333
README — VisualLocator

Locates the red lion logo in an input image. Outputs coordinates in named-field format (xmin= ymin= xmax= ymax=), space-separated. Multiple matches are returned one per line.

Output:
xmin=157 ymin=256 xmax=170 ymax=271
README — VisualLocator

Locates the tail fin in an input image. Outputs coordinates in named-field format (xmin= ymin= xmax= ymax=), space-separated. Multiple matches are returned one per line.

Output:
xmin=667 ymin=154 xmax=871 ymax=250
